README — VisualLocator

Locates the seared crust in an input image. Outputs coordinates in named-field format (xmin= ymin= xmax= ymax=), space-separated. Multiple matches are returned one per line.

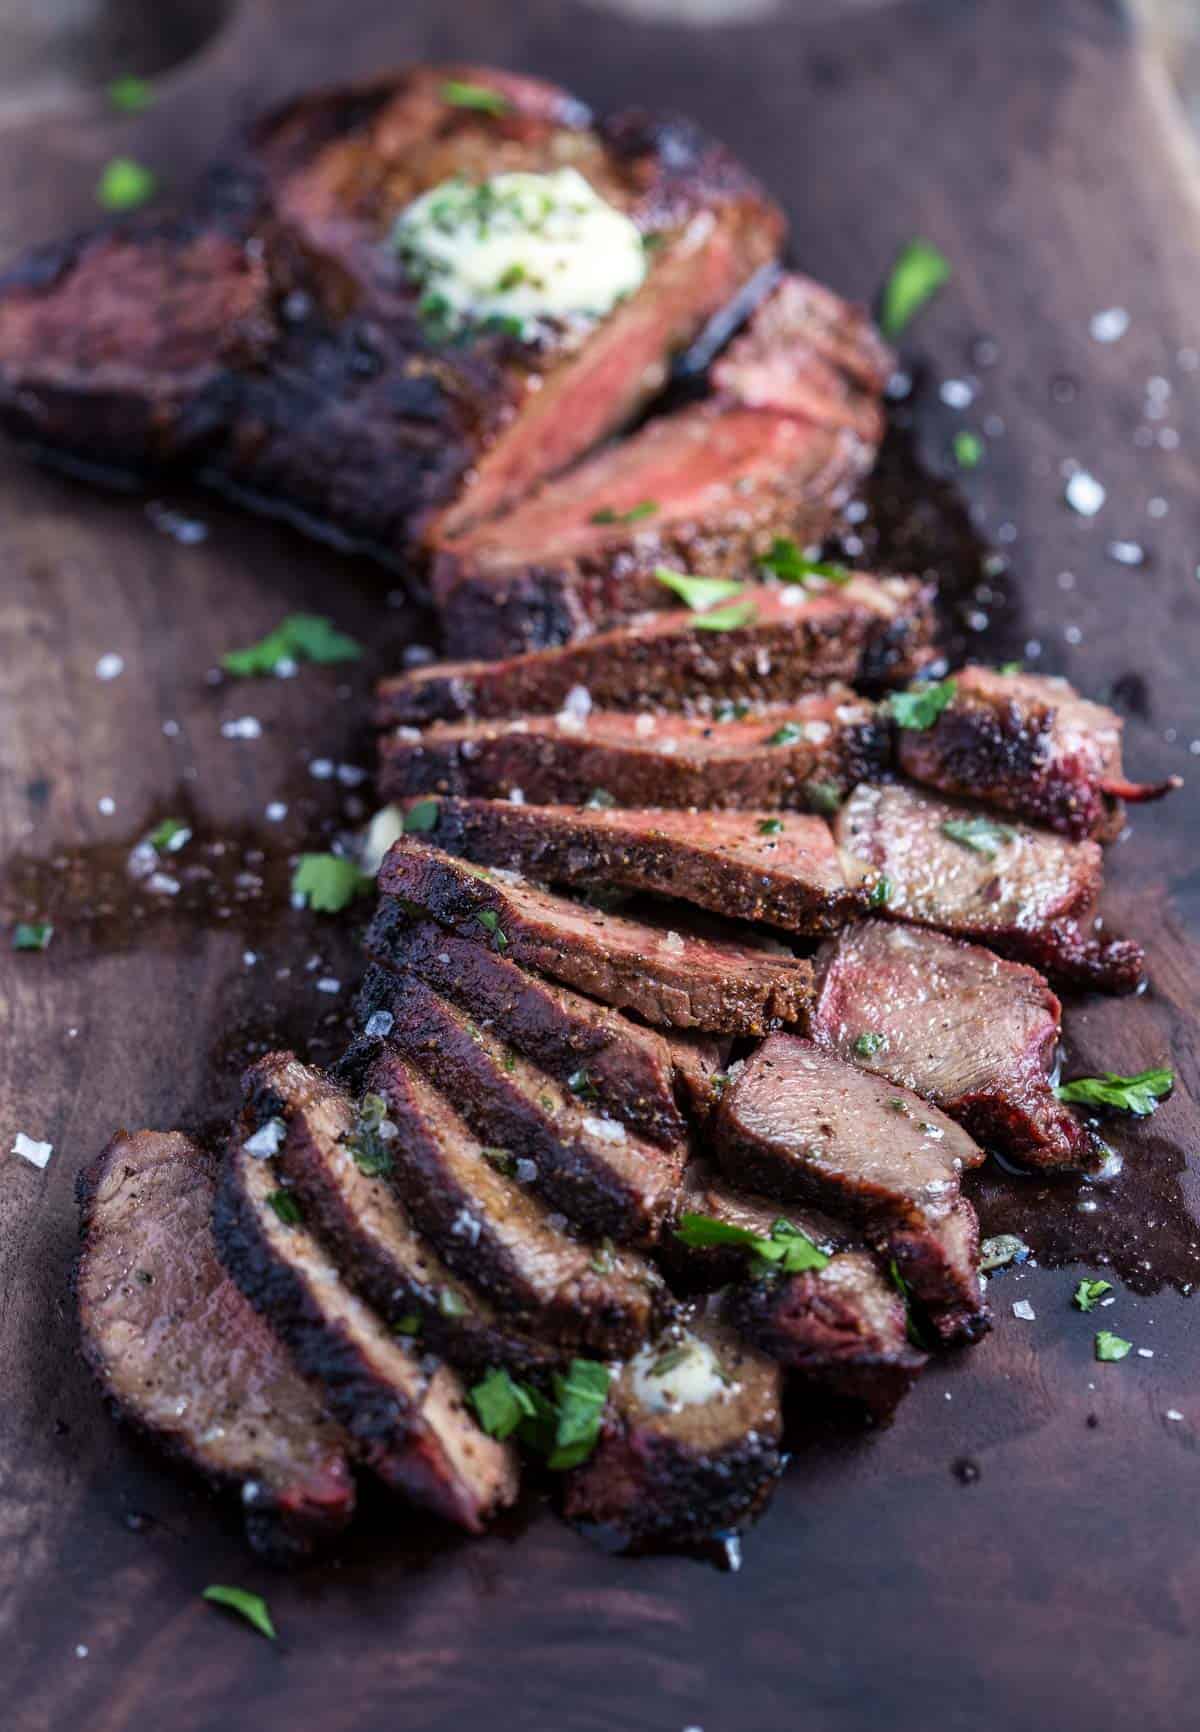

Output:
xmin=76 ymin=1130 xmax=355 ymax=1561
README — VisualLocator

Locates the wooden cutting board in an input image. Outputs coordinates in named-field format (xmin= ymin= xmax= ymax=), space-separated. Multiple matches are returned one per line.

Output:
xmin=2 ymin=1 xmax=1198 ymax=1727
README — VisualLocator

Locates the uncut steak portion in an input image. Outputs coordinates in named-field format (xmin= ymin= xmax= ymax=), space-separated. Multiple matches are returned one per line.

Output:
xmin=378 ymin=838 xmax=815 ymax=1032
xmin=836 ymin=781 xmax=1145 ymax=992
xmin=563 ymin=1312 xmax=784 ymax=1550
xmin=715 ymin=1035 xmax=989 ymax=1345
xmin=376 ymin=576 xmax=938 ymax=727
xmin=362 ymin=903 xmax=687 ymax=1148
xmin=811 ymin=920 xmax=1099 ymax=1170
xmin=418 ymin=795 xmax=863 ymax=934
xmin=378 ymin=691 xmax=888 ymax=811
xmin=432 ymin=272 xmax=890 ymax=656
xmin=216 ymin=1104 xmax=519 ymax=1532
xmin=896 ymin=666 xmax=1179 ymax=841
xmin=0 ymin=65 xmax=783 ymax=557
xmin=76 ymin=1130 xmax=354 ymax=1561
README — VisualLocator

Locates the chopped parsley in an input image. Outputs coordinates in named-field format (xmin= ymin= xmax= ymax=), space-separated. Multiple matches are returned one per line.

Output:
xmin=439 ymin=79 xmax=512 ymax=115
xmin=402 ymin=798 xmax=441 ymax=833
xmin=886 ymin=677 xmax=957 ymax=730
xmin=1094 ymin=1330 xmax=1132 ymax=1363
xmin=439 ymin=1287 xmax=469 ymax=1318
xmin=804 ymin=780 xmax=843 ymax=815
xmin=758 ymin=818 xmax=785 ymax=836
xmin=475 ymin=908 xmax=508 ymax=950
xmin=693 ymin=600 xmax=758 ymax=632
xmin=674 ymin=1212 xmax=829 ymax=1276
xmin=146 ymin=816 xmax=190 ymax=852
xmin=758 ymin=537 xmax=849 ymax=585
xmin=471 ymin=1367 xmax=539 ymax=1439
xmin=868 ymin=874 xmax=893 ymax=908
xmin=853 ymin=1031 xmax=888 ymax=1058
xmin=1073 ymin=1278 xmax=1113 ymax=1313
xmin=954 ymin=430 xmax=984 ymax=470
xmin=547 ymin=1359 xmax=610 ymax=1469
xmin=469 ymin=1359 xmax=610 ymax=1469
xmin=107 ymin=76 xmax=155 ymax=112
xmin=940 ymin=815 xmax=1016 ymax=858
xmin=291 ymin=853 xmax=373 ymax=913
xmin=97 ymin=156 xmax=157 ymax=212
xmin=343 ymin=1093 xmax=396 ymax=1177
xmin=1054 ymin=1068 xmax=1173 ymax=1117
xmin=12 ymin=922 xmax=52 ymax=951
xmin=767 ymin=722 xmax=805 ymax=748
xmin=394 ymin=1313 xmax=422 ymax=1336
xmin=880 ymin=238 xmax=951 ymax=338
xmin=888 ymin=1257 xmax=933 ymax=1349
xmin=652 ymin=566 xmax=745 ymax=612
xmin=590 ymin=500 xmax=658 ymax=526
xmin=222 ymin=613 xmax=361 ymax=676
xmin=266 ymin=1190 xmax=302 ymax=1226
xmin=481 ymin=1147 xmax=516 ymax=1176
xmin=202 ymin=1586 xmax=275 ymax=1640
xmin=567 ymin=1068 xmax=598 ymax=1101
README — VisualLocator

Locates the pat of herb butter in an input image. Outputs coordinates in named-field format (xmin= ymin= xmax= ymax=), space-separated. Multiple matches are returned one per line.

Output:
xmin=629 ymin=1333 xmax=731 ymax=1415
xmin=393 ymin=168 xmax=647 ymax=337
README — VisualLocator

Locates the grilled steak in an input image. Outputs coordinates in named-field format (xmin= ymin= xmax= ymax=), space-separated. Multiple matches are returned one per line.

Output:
xmin=362 ymin=965 xmax=685 ymax=1243
xmin=216 ymin=1086 xmax=519 ymax=1531
xmin=362 ymin=903 xmax=686 ymax=1147
xmin=413 ymin=796 xmax=863 ymax=935
xmin=562 ymin=1311 xmax=783 ymax=1550
xmin=378 ymin=838 xmax=815 ymax=1032
xmin=714 ymin=1035 xmax=988 ymax=1344
xmin=378 ymin=690 xmax=888 ymax=812
xmin=76 ymin=1130 xmax=354 ymax=1560
xmin=375 ymin=576 xmax=938 ymax=727
xmin=366 ymin=1047 xmax=664 ymax=1354
xmin=836 ymin=780 xmax=1145 ymax=992
xmin=658 ymin=1029 xmax=732 ymax=1125
xmin=0 ymin=65 xmax=783 ymax=560
xmin=811 ymin=919 xmax=1099 ymax=1170
xmin=896 ymin=666 xmax=1180 ymax=841
xmin=432 ymin=272 xmax=889 ymax=656
xmin=253 ymin=1053 xmax=559 ymax=1381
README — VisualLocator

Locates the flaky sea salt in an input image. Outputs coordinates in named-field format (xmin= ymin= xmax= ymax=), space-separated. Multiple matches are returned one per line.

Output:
xmin=221 ymin=716 xmax=262 ymax=740
xmin=1089 ymin=307 xmax=1129 ymax=343
xmin=1065 ymin=471 xmax=1106 ymax=517
xmin=1012 ymin=1299 xmax=1036 ymax=1321
xmin=243 ymin=1119 xmax=286 ymax=1159
xmin=95 ymin=653 xmax=124 ymax=681
xmin=12 ymin=1132 xmax=52 ymax=1169
xmin=364 ymin=1010 xmax=394 ymax=1038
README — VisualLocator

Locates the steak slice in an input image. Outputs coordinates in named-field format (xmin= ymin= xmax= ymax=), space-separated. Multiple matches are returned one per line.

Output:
xmin=245 ymin=1051 xmax=564 ymax=1378
xmin=659 ymin=1029 xmax=732 ymax=1125
xmin=667 ymin=1164 xmax=923 ymax=1418
xmin=362 ymin=903 xmax=686 ymax=1147
xmin=378 ymin=838 xmax=815 ymax=1032
xmin=836 ymin=781 xmax=1144 ymax=992
xmin=562 ymin=1311 xmax=783 ymax=1550
xmin=363 ymin=964 xmax=685 ymax=1243
xmin=416 ymin=795 xmax=863 ymax=935
xmin=378 ymin=691 xmax=888 ymax=812
xmin=714 ymin=1035 xmax=988 ymax=1344
xmin=896 ymin=665 xmax=1180 ymax=841
xmin=366 ymin=1047 xmax=664 ymax=1356
xmin=76 ymin=1130 xmax=354 ymax=1560
xmin=216 ymin=1095 xmax=519 ymax=1531
xmin=375 ymin=575 xmax=938 ymax=727
xmin=433 ymin=268 xmax=890 ymax=655
xmin=811 ymin=919 xmax=1100 ymax=1170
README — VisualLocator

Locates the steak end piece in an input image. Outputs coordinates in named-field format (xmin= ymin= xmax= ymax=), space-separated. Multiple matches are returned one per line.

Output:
xmin=76 ymin=1130 xmax=355 ymax=1560
xmin=714 ymin=1035 xmax=989 ymax=1345
xmin=896 ymin=665 xmax=1180 ymax=841
xmin=812 ymin=919 xmax=1102 ymax=1171
xmin=563 ymin=1313 xmax=783 ymax=1551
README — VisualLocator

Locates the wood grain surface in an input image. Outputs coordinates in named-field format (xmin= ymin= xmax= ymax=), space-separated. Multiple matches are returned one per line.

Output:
xmin=1 ymin=2 xmax=1199 ymax=1728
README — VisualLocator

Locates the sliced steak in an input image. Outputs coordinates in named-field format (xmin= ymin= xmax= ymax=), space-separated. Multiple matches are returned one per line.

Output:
xmin=666 ymin=1165 xmax=925 ymax=1417
xmin=811 ymin=919 xmax=1100 ymax=1170
xmin=378 ymin=691 xmax=888 ymax=812
xmin=76 ymin=1130 xmax=354 ymax=1560
xmin=836 ymin=780 xmax=1144 ymax=992
xmin=714 ymin=1035 xmax=988 ymax=1344
xmin=375 ymin=575 xmax=938 ymax=727
xmin=659 ymin=1029 xmax=732 ymax=1125
xmin=366 ymin=1046 xmax=664 ymax=1355
xmin=362 ymin=902 xmax=686 ymax=1147
xmin=896 ymin=665 xmax=1179 ymax=841
xmin=378 ymin=838 xmax=815 ymax=1032
xmin=216 ymin=1094 xmax=519 ymax=1531
xmin=416 ymin=796 xmax=863 ymax=935
xmin=249 ymin=1053 xmax=558 ymax=1381
xmin=363 ymin=964 xmax=685 ymax=1243
xmin=562 ymin=1311 xmax=783 ymax=1550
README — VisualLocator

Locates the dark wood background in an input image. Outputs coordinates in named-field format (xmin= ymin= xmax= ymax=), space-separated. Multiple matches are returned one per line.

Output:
xmin=2 ymin=1 xmax=1199 ymax=1727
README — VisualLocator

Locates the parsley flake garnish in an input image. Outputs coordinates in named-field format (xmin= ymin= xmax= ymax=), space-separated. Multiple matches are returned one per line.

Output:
xmin=547 ymin=1359 xmax=610 ymax=1469
xmin=1054 ymin=1068 xmax=1173 ymax=1117
xmin=940 ymin=815 xmax=1016 ymax=858
xmin=266 ymin=1190 xmax=302 ymax=1226
xmin=107 ymin=76 xmax=155 ymax=113
xmin=758 ymin=818 xmax=784 ymax=836
xmin=475 ymin=908 xmax=508 ymax=950
xmin=868 ymin=874 xmax=893 ymax=908
xmin=469 ymin=1359 xmax=610 ymax=1469
xmin=693 ymin=600 xmax=758 ymax=632
xmin=954 ymin=430 xmax=984 ymax=470
xmin=146 ymin=816 xmax=190 ymax=852
xmin=567 ymin=1068 xmax=598 ymax=1101
xmin=1073 ymin=1278 xmax=1112 ymax=1313
xmin=854 ymin=1031 xmax=888 ymax=1058
xmin=590 ymin=500 xmax=658 ymax=526
xmin=880 ymin=239 xmax=951 ymax=338
xmin=202 ymin=1585 xmax=275 ymax=1640
xmin=804 ymin=780 xmax=843 ymax=815
xmin=13 ymin=922 xmax=53 ymax=951
xmin=470 ymin=1367 xmax=537 ymax=1439
xmin=439 ymin=80 xmax=512 ymax=115
xmin=767 ymin=722 xmax=805 ymax=747
xmin=1094 ymin=1330 xmax=1132 ymax=1363
xmin=674 ymin=1212 xmax=829 ymax=1276
xmin=653 ymin=567 xmax=745 ymax=611
xmin=402 ymin=798 xmax=440 ymax=833
xmin=758 ymin=537 xmax=849 ymax=585
xmin=394 ymin=1313 xmax=422 ymax=1336
xmin=222 ymin=613 xmax=361 ymax=676
xmin=97 ymin=156 xmax=157 ymax=211
xmin=291 ymin=854 xmax=372 ymax=913
xmin=343 ymin=1093 xmax=396 ymax=1177
xmin=887 ymin=677 xmax=957 ymax=730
